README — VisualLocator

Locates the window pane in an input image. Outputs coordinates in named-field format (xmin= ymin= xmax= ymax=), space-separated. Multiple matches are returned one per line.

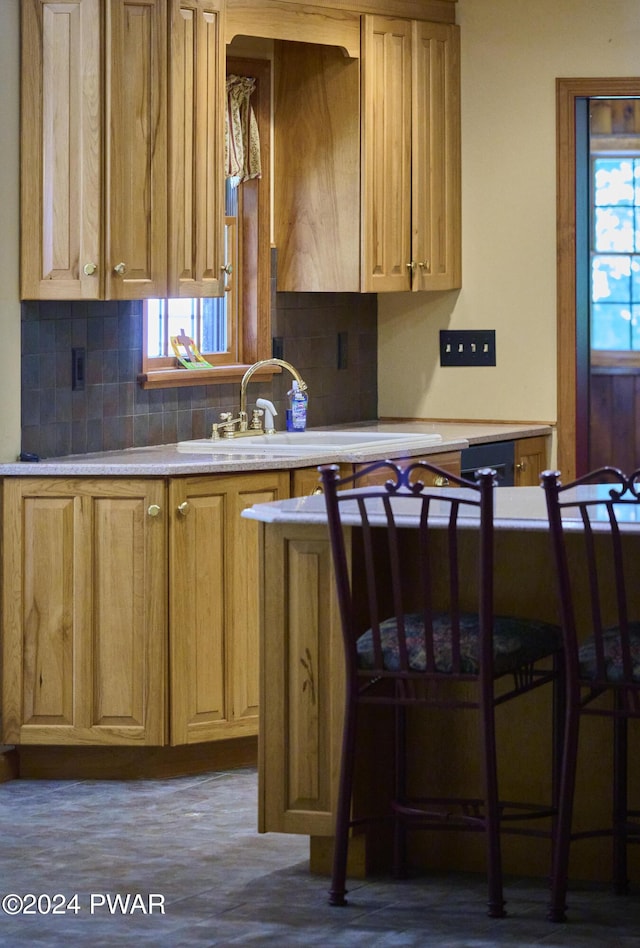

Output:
xmin=592 ymin=255 xmax=631 ymax=302
xmin=202 ymin=297 xmax=227 ymax=353
xmin=146 ymin=299 xmax=164 ymax=357
xmin=166 ymin=299 xmax=198 ymax=346
xmin=591 ymin=303 xmax=632 ymax=349
xmin=632 ymin=303 xmax=640 ymax=350
xmin=634 ymin=161 xmax=640 ymax=205
xmin=630 ymin=256 xmax=640 ymax=299
xmin=594 ymin=158 xmax=634 ymax=206
xmin=592 ymin=154 xmax=640 ymax=352
xmin=594 ymin=207 xmax=635 ymax=252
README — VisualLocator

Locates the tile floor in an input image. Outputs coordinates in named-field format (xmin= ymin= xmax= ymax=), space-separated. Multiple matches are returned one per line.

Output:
xmin=0 ymin=767 xmax=639 ymax=947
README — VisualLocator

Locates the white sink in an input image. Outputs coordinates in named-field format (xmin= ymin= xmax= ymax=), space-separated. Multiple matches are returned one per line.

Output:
xmin=177 ymin=430 xmax=442 ymax=455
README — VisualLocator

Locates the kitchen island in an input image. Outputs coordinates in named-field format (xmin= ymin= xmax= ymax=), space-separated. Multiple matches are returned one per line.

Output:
xmin=244 ymin=481 xmax=640 ymax=884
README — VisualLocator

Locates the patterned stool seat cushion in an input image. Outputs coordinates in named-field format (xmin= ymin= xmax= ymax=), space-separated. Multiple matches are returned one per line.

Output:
xmin=578 ymin=623 xmax=640 ymax=683
xmin=357 ymin=612 xmax=562 ymax=677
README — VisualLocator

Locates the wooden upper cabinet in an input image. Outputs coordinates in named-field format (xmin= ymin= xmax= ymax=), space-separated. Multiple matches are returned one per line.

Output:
xmin=20 ymin=0 xmax=226 ymax=301
xmin=361 ymin=14 xmax=461 ymax=292
xmin=361 ymin=16 xmax=413 ymax=293
xmin=411 ymin=19 xmax=461 ymax=290
xmin=274 ymin=10 xmax=460 ymax=294
xmin=168 ymin=0 xmax=226 ymax=298
xmin=20 ymin=0 xmax=102 ymax=300
xmin=105 ymin=0 xmax=168 ymax=299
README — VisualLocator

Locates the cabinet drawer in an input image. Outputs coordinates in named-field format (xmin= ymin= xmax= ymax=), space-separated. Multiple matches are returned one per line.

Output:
xmin=354 ymin=451 xmax=461 ymax=487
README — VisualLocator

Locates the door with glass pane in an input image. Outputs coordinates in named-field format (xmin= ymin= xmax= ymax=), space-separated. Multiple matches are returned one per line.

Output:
xmin=587 ymin=97 xmax=640 ymax=470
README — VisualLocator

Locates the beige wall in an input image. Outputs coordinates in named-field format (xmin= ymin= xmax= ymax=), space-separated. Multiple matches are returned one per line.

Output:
xmin=378 ymin=0 xmax=640 ymax=425
xmin=0 ymin=0 xmax=21 ymax=461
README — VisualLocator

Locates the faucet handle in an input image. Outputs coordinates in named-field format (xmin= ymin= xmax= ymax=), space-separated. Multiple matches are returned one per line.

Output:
xmin=250 ymin=409 xmax=264 ymax=431
xmin=218 ymin=411 xmax=240 ymax=438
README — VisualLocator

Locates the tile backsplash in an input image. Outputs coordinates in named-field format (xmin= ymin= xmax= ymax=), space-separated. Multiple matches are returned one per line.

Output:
xmin=21 ymin=272 xmax=377 ymax=459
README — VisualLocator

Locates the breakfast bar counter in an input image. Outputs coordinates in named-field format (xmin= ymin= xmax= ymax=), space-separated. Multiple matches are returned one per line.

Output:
xmin=244 ymin=484 xmax=640 ymax=884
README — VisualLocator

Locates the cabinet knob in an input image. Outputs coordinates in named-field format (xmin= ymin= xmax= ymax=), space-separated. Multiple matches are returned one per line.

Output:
xmin=418 ymin=261 xmax=430 ymax=271
xmin=433 ymin=475 xmax=450 ymax=488
xmin=83 ymin=262 xmax=97 ymax=276
xmin=220 ymin=263 xmax=233 ymax=275
xmin=177 ymin=501 xmax=190 ymax=516
xmin=406 ymin=261 xmax=417 ymax=273
xmin=147 ymin=504 xmax=161 ymax=518
xmin=516 ymin=460 xmax=528 ymax=472
xmin=113 ymin=262 xmax=127 ymax=275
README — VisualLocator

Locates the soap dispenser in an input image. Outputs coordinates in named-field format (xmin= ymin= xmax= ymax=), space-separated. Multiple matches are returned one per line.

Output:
xmin=287 ymin=381 xmax=308 ymax=432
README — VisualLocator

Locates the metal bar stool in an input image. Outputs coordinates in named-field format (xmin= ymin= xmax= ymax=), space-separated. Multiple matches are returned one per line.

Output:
xmin=542 ymin=467 xmax=640 ymax=922
xmin=321 ymin=459 xmax=564 ymax=918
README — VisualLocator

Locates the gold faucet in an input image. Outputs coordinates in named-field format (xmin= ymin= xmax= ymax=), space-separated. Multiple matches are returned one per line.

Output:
xmin=211 ymin=359 xmax=308 ymax=439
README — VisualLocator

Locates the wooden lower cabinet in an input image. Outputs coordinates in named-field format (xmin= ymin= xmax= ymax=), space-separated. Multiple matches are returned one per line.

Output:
xmin=354 ymin=450 xmax=461 ymax=486
xmin=514 ymin=436 xmax=548 ymax=487
xmin=292 ymin=452 xmax=462 ymax=496
xmin=169 ymin=471 xmax=289 ymax=744
xmin=258 ymin=521 xmax=344 ymax=836
xmin=2 ymin=471 xmax=288 ymax=750
xmin=2 ymin=478 xmax=167 ymax=746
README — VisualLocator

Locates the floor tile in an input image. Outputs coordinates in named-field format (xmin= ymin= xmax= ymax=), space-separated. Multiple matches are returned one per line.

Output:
xmin=1 ymin=767 xmax=639 ymax=946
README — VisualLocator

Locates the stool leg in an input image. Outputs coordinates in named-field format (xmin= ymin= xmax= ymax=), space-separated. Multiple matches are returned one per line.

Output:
xmin=548 ymin=702 xmax=579 ymax=923
xmin=612 ymin=708 xmax=630 ymax=895
xmin=330 ymin=696 xmax=358 ymax=906
xmin=481 ymin=702 xmax=506 ymax=918
xmin=392 ymin=704 xmax=408 ymax=879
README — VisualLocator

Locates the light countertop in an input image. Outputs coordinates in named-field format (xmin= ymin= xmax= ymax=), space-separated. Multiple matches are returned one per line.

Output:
xmin=0 ymin=422 xmax=551 ymax=477
xmin=243 ymin=481 xmax=637 ymax=534
xmin=242 ymin=485 xmax=551 ymax=530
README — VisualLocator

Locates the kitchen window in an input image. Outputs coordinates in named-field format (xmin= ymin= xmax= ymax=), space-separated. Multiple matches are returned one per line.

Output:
xmin=140 ymin=58 xmax=270 ymax=389
xmin=143 ymin=181 xmax=239 ymax=371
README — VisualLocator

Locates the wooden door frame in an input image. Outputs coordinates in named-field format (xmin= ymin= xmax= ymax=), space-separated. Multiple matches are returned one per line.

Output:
xmin=556 ymin=77 xmax=640 ymax=480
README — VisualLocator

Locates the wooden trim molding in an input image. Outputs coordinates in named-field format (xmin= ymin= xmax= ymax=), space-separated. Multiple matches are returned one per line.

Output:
xmin=138 ymin=364 xmax=278 ymax=390
xmin=226 ymin=0 xmax=456 ymax=25
xmin=225 ymin=0 xmax=456 ymax=56
xmin=556 ymin=77 xmax=640 ymax=482
xmin=590 ymin=349 xmax=640 ymax=369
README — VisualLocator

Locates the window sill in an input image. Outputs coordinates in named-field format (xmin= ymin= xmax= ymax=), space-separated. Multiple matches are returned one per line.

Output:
xmin=137 ymin=364 xmax=279 ymax=390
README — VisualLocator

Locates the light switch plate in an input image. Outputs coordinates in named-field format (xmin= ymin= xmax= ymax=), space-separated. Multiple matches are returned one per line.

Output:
xmin=439 ymin=330 xmax=496 ymax=367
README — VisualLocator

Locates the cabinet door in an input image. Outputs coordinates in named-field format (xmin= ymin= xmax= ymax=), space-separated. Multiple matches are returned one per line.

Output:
xmin=105 ymin=0 xmax=168 ymax=299
xmin=20 ymin=0 xmax=102 ymax=300
xmin=168 ymin=0 xmax=226 ymax=298
xmin=361 ymin=15 xmax=412 ymax=292
xmin=259 ymin=522 xmax=344 ymax=836
xmin=412 ymin=20 xmax=461 ymax=291
xmin=514 ymin=436 xmax=549 ymax=487
xmin=2 ymin=479 xmax=166 ymax=746
xmin=169 ymin=471 xmax=289 ymax=745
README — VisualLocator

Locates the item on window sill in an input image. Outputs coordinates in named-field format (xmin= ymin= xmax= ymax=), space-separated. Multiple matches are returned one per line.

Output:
xmin=170 ymin=330 xmax=213 ymax=369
